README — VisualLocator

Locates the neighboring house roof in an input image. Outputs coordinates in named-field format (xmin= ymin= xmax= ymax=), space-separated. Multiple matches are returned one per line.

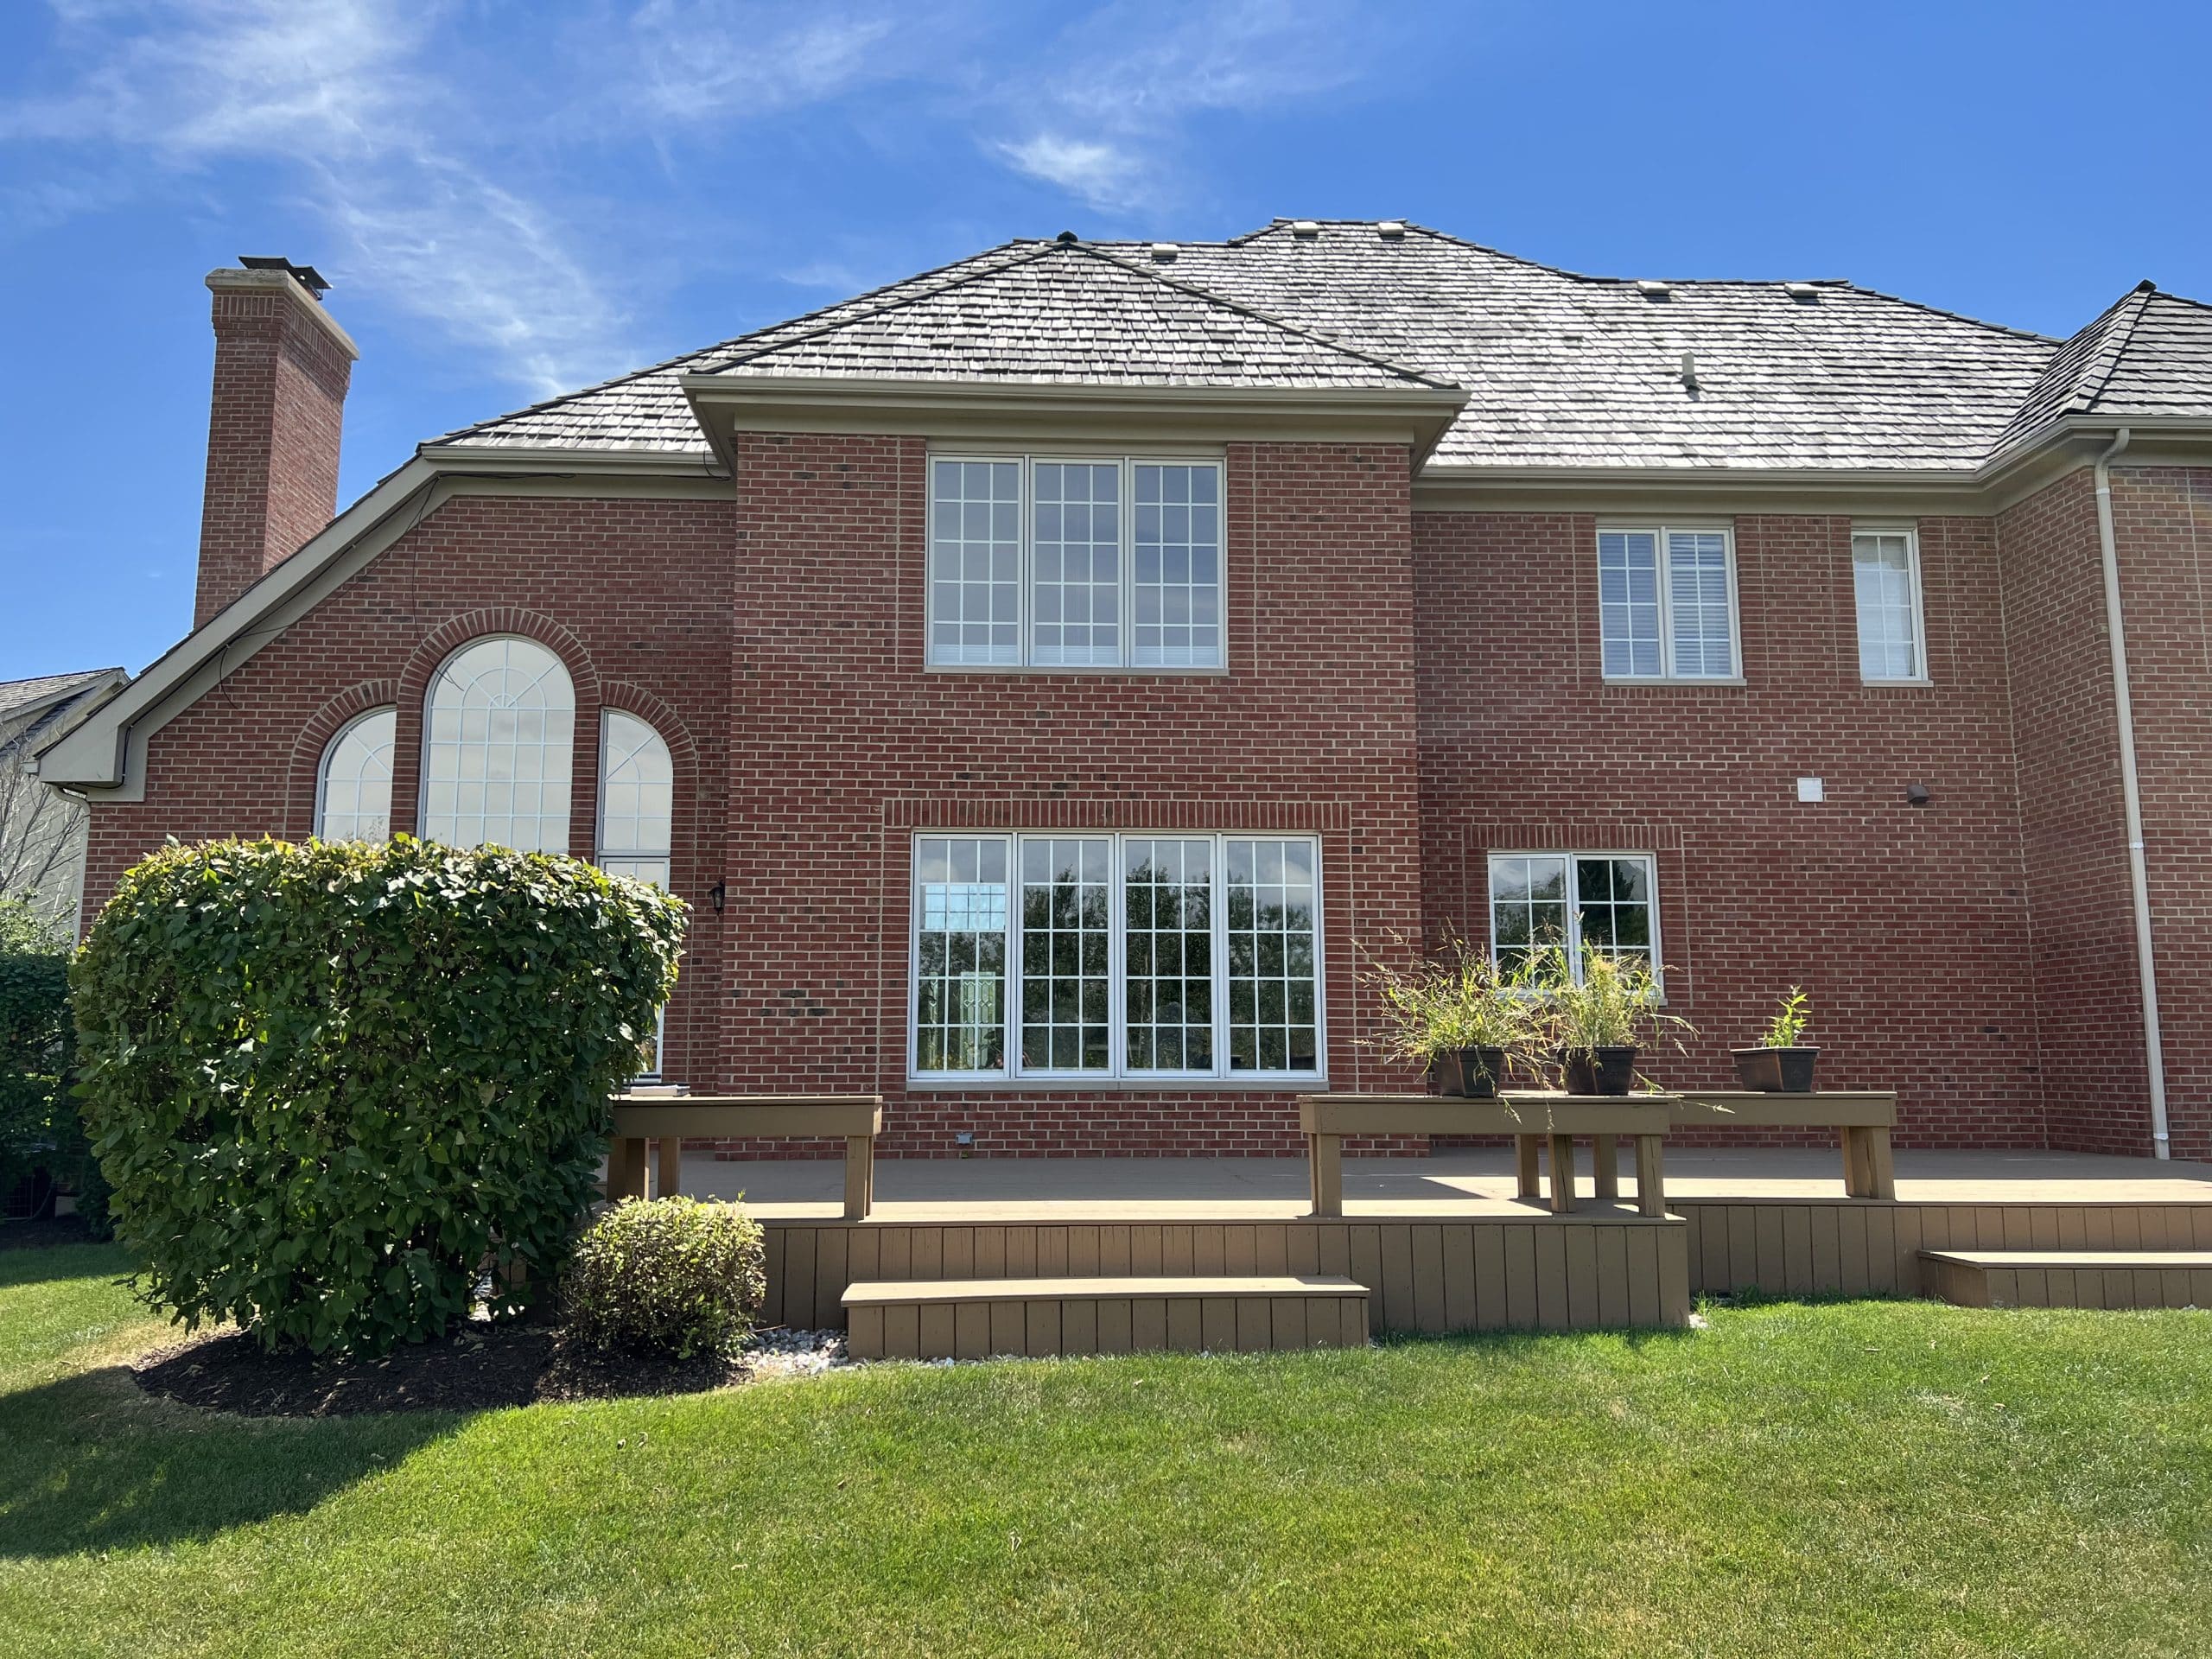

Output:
xmin=429 ymin=218 xmax=2212 ymax=474
xmin=0 ymin=669 xmax=127 ymax=755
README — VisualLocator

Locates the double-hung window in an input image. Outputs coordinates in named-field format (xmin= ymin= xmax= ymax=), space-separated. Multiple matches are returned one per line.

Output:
xmin=928 ymin=456 xmax=1224 ymax=670
xmin=1852 ymin=527 xmax=1927 ymax=683
xmin=1488 ymin=852 xmax=1660 ymax=982
xmin=1597 ymin=525 xmax=1738 ymax=680
xmin=911 ymin=832 xmax=1322 ymax=1082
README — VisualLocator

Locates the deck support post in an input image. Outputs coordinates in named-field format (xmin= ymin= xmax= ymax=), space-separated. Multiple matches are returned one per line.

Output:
xmin=1547 ymin=1134 xmax=1577 ymax=1213
xmin=1592 ymin=1133 xmax=1619 ymax=1199
xmin=1635 ymin=1135 xmax=1667 ymax=1217
xmin=656 ymin=1135 xmax=683 ymax=1199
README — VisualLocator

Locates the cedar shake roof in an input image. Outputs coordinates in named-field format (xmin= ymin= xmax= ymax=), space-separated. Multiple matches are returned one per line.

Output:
xmin=429 ymin=219 xmax=2212 ymax=474
xmin=0 ymin=668 xmax=127 ymax=752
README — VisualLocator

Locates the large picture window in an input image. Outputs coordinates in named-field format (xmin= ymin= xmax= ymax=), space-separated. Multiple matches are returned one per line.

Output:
xmin=910 ymin=832 xmax=1322 ymax=1082
xmin=928 ymin=456 xmax=1224 ymax=671
xmin=1488 ymin=852 xmax=1659 ymax=981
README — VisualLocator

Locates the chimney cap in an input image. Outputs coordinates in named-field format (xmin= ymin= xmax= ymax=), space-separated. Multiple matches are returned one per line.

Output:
xmin=239 ymin=256 xmax=331 ymax=299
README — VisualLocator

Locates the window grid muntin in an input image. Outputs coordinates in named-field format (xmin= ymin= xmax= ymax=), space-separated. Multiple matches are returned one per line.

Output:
xmin=315 ymin=708 xmax=396 ymax=843
xmin=421 ymin=636 xmax=575 ymax=853
xmin=1133 ymin=462 xmax=1223 ymax=667
xmin=1122 ymin=836 xmax=1217 ymax=1075
xmin=1487 ymin=851 xmax=1661 ymax=984
xmin=925 ymin=455 xmax=1225 ymax=672
xmin=1598 ymin=524 xmax=1738 ymax=681
xmin=906 ymin=831 xmax=1324 ymax=1083
xmin=1030 ymin=462 xmax=1122 ymax=666
xmin=1853 ymin=528 xmax=1926 ymax=683
xmin=1016 ymin=836 xmax=1114 ymax=1074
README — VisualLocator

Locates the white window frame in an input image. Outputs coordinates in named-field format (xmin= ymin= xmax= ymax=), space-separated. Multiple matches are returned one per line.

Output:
xmin=1851 ymin=524 xmax=1930 ymax=686
xmin=1596 ymin=524 xmax=1742 ymax=683
xmin=906 ymin=830 xmax=1326 ymax=1086
xmin=1485 ymin=851 xmax=1662 ymax=985
xmin=925 ymin=454 xmax=1228 ymax=673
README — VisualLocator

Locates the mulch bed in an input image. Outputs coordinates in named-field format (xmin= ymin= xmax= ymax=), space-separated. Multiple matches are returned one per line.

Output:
xmin=133 ymin=1320 xmax=750 ymax=1417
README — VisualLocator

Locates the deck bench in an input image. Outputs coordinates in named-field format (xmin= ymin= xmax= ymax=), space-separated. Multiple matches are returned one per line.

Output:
xmin=1669 ymin=1090 xmax=1898 ymax=1198
xmin=1297 ymin=1093 xmax=1674 ymax=1217
xmin=607 ymin=1095 xmax=884 ymax=1218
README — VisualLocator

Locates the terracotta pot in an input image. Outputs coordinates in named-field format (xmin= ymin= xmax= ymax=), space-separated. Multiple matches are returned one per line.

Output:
xmin=1561 ymin=1046 xmax=1638 ymax=1096
xmin=1732 ymin=1046 xmax=1820 ymax=1093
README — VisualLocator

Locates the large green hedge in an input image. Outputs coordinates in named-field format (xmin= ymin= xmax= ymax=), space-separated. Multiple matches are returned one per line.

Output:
xmin=72 ymin=836 xmax=686 ymax=1354
xmin=1 ymin=900 xmax=105 ymax=1230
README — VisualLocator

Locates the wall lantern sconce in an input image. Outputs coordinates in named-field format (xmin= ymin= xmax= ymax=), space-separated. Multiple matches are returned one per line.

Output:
xmin=1904 ymin=783 xmax=1932 ymax=808
xmin=709 ymin=882 xmax=727 ymax=912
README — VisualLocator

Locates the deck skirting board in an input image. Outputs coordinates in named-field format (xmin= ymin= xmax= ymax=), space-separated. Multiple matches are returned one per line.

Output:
xmin=1675 ymin=1201 xmax=2212 ymax=1300
xmin=764 ymin=1215 xmax=1690 ymax=1334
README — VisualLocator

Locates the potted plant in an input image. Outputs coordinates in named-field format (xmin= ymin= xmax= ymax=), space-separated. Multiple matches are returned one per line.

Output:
xmin=1365 ymin=938 xmax=1531 ymax=1098
xmin=1535 ymin=947 xmax=1694 ymax=1096
xmin=1733 ymin=986 xmax=1818 ymax=1093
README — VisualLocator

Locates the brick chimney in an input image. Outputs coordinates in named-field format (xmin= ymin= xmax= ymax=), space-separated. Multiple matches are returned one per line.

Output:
xmin=194 ymin=260 xmax=359 ymax=627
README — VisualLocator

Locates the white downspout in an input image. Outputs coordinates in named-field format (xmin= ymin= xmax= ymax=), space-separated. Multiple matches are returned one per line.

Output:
xmin=2093 ymin=427 xmax=2171 ymax=1158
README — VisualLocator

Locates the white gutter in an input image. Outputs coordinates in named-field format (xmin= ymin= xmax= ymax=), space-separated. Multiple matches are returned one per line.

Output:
xmin=2092 ymin=427 xmax=2171 ymax=1159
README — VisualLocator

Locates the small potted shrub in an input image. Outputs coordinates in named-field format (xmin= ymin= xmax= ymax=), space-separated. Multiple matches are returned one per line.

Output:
xmin=1535 ymin=947 xmax=1693 ymax=1096
xmin=1367 ymin=938 xmax=1530 ymax=1097
xmin=1733 ymin=986 xmax=1819 ymax=1093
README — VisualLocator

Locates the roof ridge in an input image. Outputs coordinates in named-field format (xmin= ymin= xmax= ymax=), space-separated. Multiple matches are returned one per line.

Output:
xmin=702 ymin=242 xmax=1071 ymax=372
xmin=429 ymin=241 xmax=1038 ymax=445
xmin=1065 ymin=240 xmax=1460 ymax=390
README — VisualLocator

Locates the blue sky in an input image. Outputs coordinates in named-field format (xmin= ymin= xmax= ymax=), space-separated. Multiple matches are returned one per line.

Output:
xmin=3 ymin=0 xmax=2209 ymax=680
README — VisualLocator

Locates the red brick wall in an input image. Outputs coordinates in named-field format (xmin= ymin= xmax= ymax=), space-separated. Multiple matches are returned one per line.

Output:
xmin=195 ymin=280 xmax=354 ymax=626
xmin=2108 ymin=467 xmax=2212 ymax=1160
xmin=86 ymin=494 xmax=737 ymax=1086
xmin=1414 ymin=509 xmax=2044 ymax=1148
xmin=719 ymin=435 xmax=1428 ymax=1155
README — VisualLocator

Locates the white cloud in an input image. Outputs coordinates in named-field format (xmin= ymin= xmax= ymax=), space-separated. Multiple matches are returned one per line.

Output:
xmin=994 ymin=135 xmax=1150 ymax=214
xmin=623 ymin=1 xmax=901 ymax=124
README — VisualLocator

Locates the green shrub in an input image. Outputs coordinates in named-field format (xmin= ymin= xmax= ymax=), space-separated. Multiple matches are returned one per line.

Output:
xmin=1 ymin=937 xmax=107 ymax=1232
xmin=72 ymin=836 xmax=686 ymax=1355
xmin=564 ymin=1197 xmax=766 ymax=1359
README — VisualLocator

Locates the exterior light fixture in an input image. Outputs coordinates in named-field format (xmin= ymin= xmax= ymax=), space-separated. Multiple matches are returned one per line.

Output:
xmin=709 ymin=882 xmax=727 ymax=912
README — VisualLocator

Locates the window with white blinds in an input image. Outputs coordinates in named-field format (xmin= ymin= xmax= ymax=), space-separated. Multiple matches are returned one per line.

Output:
xmin=1597 ymin=526 xmax=1738 ymax=681
xmin=1853 ymin=528 xmax=1927 ymax=683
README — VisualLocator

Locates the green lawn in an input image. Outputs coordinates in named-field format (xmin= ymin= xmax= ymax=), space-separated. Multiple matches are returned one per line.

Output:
xmin=2 ymin=1243 xmax=2207 ymax=1657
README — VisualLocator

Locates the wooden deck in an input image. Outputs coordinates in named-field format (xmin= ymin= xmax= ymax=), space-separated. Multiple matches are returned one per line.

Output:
xmin=665 ymin=1148 xmax=2212 ymax=1338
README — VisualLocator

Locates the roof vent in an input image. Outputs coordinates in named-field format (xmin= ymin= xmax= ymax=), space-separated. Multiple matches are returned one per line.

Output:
xmin=1784 ymin=282 xmax=1821 ymax=302
xmin=1291 ymin=219 xmax=1320 ymax=239
xmin=1376 ymin=220 xmax=1406 ymax=239
xmin=239 ymin=254 xmax=330 ymax=300
xmin=1679 ymin=351 xmax=1700 ymax=390
xmin=1637 ymin=279 xmax=1671 ymax=301
xmin=1055 ymin=230 xmax=1079 ymax=245
xmin=1149 ymin=242 xmax=1178 ymax=263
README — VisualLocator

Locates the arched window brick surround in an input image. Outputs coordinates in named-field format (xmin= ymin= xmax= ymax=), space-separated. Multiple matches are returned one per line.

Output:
xmin=286 ymin=680 xmax=398 ymax=839
xmin=389 ymin=610 xmax=601 ymax=850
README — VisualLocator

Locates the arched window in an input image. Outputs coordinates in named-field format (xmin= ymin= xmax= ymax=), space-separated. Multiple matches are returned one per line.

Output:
xmin=597 ymin=711 xmax=673 ymax=889
xmin=422 ymin=637 xmax=575 ymax=851
xmin=600 ymin=711 xmax=675 ymax=1078
xmin=315 ymin=709 xmax=395 ymax=842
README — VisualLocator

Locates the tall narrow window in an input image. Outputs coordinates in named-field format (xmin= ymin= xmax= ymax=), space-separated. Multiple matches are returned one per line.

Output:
xmin=1031 ymin=463 xmax=1121 ymax=666
xmin=315 ymin=709 xmax=395 ymax=843
xmin=422 ymin=637 xmax=575 ymax=852
xmin=929 ymin=460 xmax=1022 ymax=665
xmin=1017 ymin=837 xmax=1112 ymax=1072
xmin=599 ymin=710 xmax=674 ymax=1077
xmin=913 ymin=836 xmax=1010 ymax=1075
xmin=1598 ymin=525 xmax=1737 ymax=680
xmin=1225 ymin=838 xmax=1319 ymax=1072
xmin=1123 ymin=837 xmax=1215 ymax=1073
xmin=1853 ymin=528 xmax=1925 ymax=683
xmin=1133 ymin=463 xmax=1222 ymax=667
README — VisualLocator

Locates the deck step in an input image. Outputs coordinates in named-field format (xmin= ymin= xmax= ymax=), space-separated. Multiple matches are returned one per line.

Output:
xmin=1920 ymin=1249 xmax=2212 ymax=1310
xmin=842 ymin=1275 xmax=1370 ymax=1358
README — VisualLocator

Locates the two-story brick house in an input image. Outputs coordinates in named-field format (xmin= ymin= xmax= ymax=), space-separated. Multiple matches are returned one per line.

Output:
xmin=37 ymin=221 xmax=2212 ymax=1161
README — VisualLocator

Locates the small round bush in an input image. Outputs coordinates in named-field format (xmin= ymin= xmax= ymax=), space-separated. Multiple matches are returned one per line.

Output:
xmin=72 ymin=836 xmax=686 ymax=1355
xmin=565 ymin=1197 xmax=766 ymax=1358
